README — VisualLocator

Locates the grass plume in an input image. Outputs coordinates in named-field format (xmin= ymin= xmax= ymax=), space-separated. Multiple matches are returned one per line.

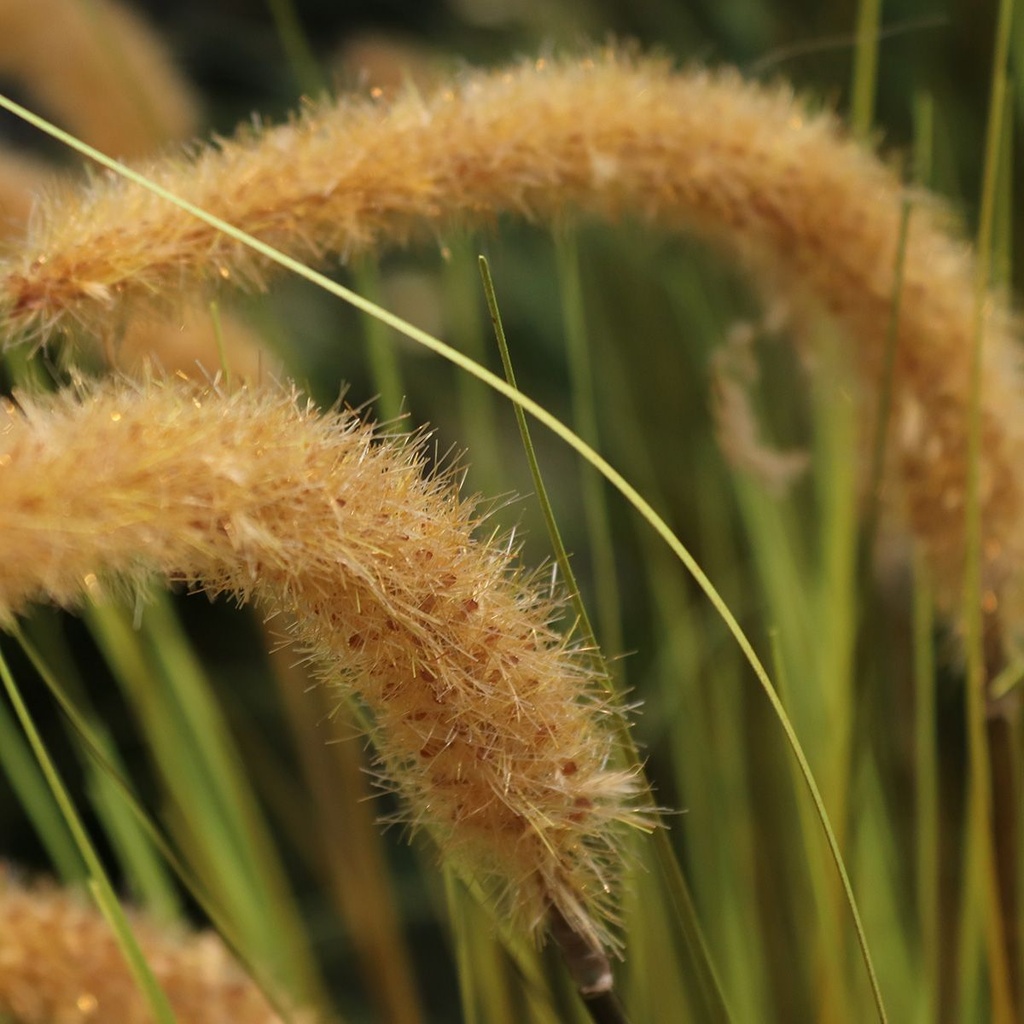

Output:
xmin=0 ymin=31 xmax=1021 ymax=1020
xmin=0 ymin=49 xmax=1020 ymax=647
xmin=0 ymin=0 xmax=272 ymax=382
xmin=0 ymin=377 xmax=648 ymax=956
xmin=0 ymin=867 xmax=297 ymax=1024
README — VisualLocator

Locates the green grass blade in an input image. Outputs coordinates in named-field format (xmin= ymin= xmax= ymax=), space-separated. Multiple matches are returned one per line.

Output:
xmin=0 ymin=633 xmax=178 ymax=1024
xmin=555 ymin=230 xmax=624 ymax=663
xmin=442 ymin=236 xmax=504 ymax=497
xmin=12 ymin=626 xmax=304 ymax=1022
xmin=480 ymin=254 xmax=732 ymax=1023
xmin=355 ymin=259 xmax=407 ymax=425
xmin=83 ymin=591 xmax=325 ymax=1009
xmin=478 ymin=254 xmax=598 ymax=659
xmin=19 ymin=614 xmax=180 ymax=920
xmin=445 ymin=868 xmax=522 ymax=1024
xmin=0 ymin=672 xmax=83 ymax=882
xmin=850 ymin=0 xmax=883 ymax=138
xmin=861 ymin=198 xmax=912 ymax=558
xmin=963 ymin=0 xmax=1018 ymax=1018
xmin=265 ymin=0 xmax=326 ymax=97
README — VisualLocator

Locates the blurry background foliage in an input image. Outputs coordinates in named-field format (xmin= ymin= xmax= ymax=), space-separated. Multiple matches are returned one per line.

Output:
xmin=0 ymin=1 xmax=1021 ymax=1022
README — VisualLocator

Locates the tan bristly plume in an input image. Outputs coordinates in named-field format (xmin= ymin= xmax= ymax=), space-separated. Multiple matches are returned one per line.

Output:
xmin=0 ymin=867 xmax=304 ymax=1024
xmin=0 ymin=150 xmax=272 ymax=376
xmin=0 ymin=149 xmax=273 ymax=379
xmin=710 ymin=320 xmax=811 ymax=496
xmin=0 ymin=50 xmax=1020 ymax=640
xmin=0 ymin=378 xmax=648 ymax=955
xmin=0 ymin=0 xmax=275 ymax=381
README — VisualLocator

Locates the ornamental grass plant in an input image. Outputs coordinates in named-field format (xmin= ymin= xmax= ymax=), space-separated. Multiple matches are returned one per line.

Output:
xmin=0 ymin=1 xmax=1021 ymax=1023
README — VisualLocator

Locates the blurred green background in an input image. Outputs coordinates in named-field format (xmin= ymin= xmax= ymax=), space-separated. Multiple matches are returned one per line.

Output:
xmin=0 ymin=1 xmax=1021 ymax=1022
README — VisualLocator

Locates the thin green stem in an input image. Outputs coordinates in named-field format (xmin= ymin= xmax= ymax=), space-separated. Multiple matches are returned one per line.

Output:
xmin=0 ymin=633 xmax=178 ymax=1024
xmin=850 ymin=0 xmax=883 ymax=138
xmin=479 ymin=255 xmax=598 ymax=661
xmin=555 ymin=231 xmax=625 ymax=667
xmin=861 ymin=198 xmax=911 ymax=557
xmin=354 ymin=259 xmax=406 ymax=425
xmin=962 ymin=0 xmax=1017 ymax=1019
xmin=265 ymin=0 xmax=327 ymax=97
xmin=0 ymin=679 xmax=83 ymax=882
xmin=13 ymin=626 xmax=303 ymax=1023
xmin=479 ymin=256 xmax=731 ymax=1024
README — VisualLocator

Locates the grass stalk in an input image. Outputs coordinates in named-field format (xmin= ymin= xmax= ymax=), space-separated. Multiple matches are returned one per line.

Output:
xmin=962 ymin=0 xmax=1018 ymax=1018
xmin=82 ymin=591 xmax=324 ymax=1008
xmin=555 ymin=231 xmax=625 ymax=665
xmin=354 ymin=259 xmax=406 ymax=425
xmin=19 ymin=617 xmax=180 ymax=921
xmin=0 ymin=635 xmax=178 ymax=1024
xmin=0 ymin=674 xmax=83 ymax=882
xmin=850 ymin=0 xmax=883 ymax=138
xmin=441 ymin=237 xmax=504 ymax=497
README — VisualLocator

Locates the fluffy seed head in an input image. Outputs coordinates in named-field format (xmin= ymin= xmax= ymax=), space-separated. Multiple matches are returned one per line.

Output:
xmin=0 ymin=867 xmax=300 ymax=1024
xmin=1 ymin=51 xmax=1021 ymax=645
xmin=0 ymin=378 xmax=648 ymax=951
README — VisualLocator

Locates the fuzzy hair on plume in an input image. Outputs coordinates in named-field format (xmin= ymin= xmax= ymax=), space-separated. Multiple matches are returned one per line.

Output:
xmin=0 ymin=378 xmax=648 ymax=954
xmin=0 ymin=866 xmax=301 ymax=1024
xmin=0 ymin=0 xmax=273 ymax=379
xmin=2 ymin=49 xmax=1022 ymax=650
xmin=2 ymin=43 xmax=1024 ymax=1004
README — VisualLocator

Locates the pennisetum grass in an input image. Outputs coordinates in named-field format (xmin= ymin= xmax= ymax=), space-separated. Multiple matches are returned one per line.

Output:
xmin=0 ymin=863 xmax=301 ymax=1023
xmin=0 ymin=375 xmax=652 ymax=1012
xmin=0 ymin=4 xmax=1021 ymax=1022
xmin=1 ymin=50 xmax=1021 ymax=648
xmin=0 ymin=0 xmax=274 ymax=382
